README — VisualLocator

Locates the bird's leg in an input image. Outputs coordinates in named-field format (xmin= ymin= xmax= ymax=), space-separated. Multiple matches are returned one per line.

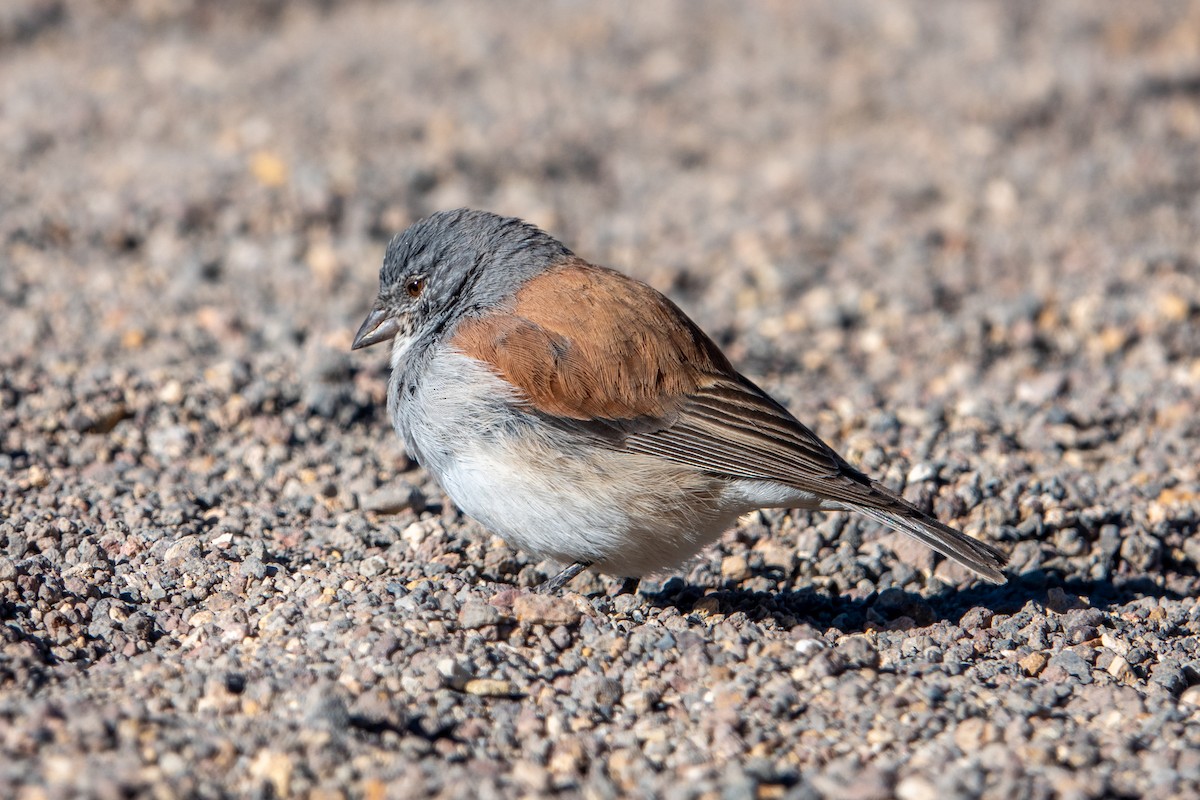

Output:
xmin=537 ymin=561 xmax=591 ymax=594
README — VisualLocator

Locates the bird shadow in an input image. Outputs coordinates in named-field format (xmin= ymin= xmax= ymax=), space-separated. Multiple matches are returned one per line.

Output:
xmin=637 ymin=570 xmax=1184 ymax=634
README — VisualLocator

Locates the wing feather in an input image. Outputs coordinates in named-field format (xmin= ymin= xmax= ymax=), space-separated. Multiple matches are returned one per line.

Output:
xmin=447 ymin=257 xmax=1006 ymax=582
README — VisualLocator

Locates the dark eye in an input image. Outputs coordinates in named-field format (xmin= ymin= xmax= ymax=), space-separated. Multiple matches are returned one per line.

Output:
xmin=405 ymin=276 xmax=426 ymax=298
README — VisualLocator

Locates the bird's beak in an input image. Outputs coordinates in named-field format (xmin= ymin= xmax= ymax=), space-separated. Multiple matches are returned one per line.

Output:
xmin=351 ymin=308 xmax=402 ymax=350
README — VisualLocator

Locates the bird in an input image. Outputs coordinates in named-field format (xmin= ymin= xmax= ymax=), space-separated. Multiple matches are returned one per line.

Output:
xmin=351 ymin=209 xmax=1006 ymax=592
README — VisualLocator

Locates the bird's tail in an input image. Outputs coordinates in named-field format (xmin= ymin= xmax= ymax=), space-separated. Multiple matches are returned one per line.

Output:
xmin=855 ymin=504 xmax=1007 ymax=584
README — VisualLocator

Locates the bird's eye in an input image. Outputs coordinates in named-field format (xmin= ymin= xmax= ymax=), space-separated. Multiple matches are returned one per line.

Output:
xmin=405 ymin=276 xmax=426 ymax=298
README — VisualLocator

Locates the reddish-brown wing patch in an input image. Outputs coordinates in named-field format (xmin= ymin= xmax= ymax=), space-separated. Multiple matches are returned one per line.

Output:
xmin=450 ymin=258 xmax=732 ymax=420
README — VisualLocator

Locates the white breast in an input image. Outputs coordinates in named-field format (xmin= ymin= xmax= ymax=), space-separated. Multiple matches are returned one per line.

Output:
xmin=392 ymin=349 xmax=753 ymax=577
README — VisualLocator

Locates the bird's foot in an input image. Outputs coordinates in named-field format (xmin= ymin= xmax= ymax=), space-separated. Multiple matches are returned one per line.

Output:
xmin=536 ymin=561 xmax=591 ymax=594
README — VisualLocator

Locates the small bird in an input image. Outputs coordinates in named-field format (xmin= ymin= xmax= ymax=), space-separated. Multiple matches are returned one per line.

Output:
xmin=352 ymin=209 xmax=1006 ymax=591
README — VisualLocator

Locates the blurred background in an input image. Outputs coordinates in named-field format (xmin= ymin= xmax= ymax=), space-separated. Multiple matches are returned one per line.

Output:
xmin=3 ymin=2 xmax=1200 ymax=797
xmin=5 ymin=1 xmax=1198 ymax=395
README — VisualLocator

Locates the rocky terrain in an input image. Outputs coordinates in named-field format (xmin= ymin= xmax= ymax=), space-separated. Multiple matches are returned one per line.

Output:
xmin=2 ymin=1 xmax=1199 ymax=798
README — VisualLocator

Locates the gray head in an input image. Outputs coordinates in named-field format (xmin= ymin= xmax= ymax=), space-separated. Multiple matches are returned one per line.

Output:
xmin=351 ymin=209 xmax=572 ymax=356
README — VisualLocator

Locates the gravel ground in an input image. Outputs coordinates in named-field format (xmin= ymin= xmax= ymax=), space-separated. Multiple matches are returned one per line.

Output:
xmin=3 ymin=1 xmax=1200 ymax=798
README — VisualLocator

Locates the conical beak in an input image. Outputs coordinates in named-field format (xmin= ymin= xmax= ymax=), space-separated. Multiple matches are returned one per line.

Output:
xmin=351 ymin=308 xmax=402 ymax=350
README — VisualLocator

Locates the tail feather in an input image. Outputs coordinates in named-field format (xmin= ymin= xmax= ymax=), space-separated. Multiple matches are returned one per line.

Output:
xmin=855 ymin=505 xmax=1007 ymax=584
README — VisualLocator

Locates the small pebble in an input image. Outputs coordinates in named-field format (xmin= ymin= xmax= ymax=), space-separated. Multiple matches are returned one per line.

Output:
xmin=512 ymin=594 xmax=583 ymax=627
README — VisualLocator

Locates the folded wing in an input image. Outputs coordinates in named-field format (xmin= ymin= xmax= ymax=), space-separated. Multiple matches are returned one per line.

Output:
xmin=449 ymin=257 xmax=1006 ymax=583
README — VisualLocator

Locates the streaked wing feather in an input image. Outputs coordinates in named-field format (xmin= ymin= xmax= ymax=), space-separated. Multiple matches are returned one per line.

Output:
xmin=622 ymin=378 xmax=888 ymax=507
xmin=449 ymin=258 xmax=1006 ymax=582
xmin=616 ymin=378 xmax=1007 ymax=582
